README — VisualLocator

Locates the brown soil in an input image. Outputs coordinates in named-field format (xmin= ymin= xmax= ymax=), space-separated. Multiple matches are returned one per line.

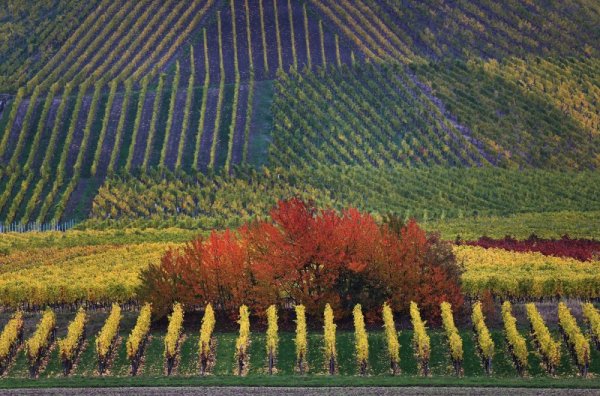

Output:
xmin=95 ymin=93 xmax=125 ymax=176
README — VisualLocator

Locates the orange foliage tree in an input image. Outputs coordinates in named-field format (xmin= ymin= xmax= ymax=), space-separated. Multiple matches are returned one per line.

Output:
xmin=139 ymin=199 xmax=463 ymax=321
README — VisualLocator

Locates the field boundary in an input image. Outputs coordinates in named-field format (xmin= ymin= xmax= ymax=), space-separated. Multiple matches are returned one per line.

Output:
xmin=2 ymin=376 xmax=600 ymax=389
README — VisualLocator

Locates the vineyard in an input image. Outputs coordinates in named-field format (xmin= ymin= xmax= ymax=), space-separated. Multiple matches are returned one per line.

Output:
xmin=270 ymin=64 xmax=488 ymax=168
xmin=0 ymin=0 xmax=103 ymax=93
xmin=414 ymin=58 xmax=600 ymax=169
xmin=0 ymin=233 xmax=597 ymax=309
xmin=86 ymin=166 xmax=600 ymax=231
xmin=0 ymin=0 xmax=372 ymax=226
xmin=0 ymin=0 xmax=599 ymax=389
xmin=1 ymin=301 xmax=600 ymax=385
xmin=329 ymin=0 xmax=599 ymax=61
xmin=0 ymin=0 xmax=597 ymax=226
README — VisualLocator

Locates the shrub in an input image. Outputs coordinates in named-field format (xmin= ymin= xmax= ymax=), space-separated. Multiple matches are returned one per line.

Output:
xmin=126 ymin=303 xmax=151 ymax=376
xmin=501 ymin=301 xmax=528 ymax=375
xmin=582 ymin=303 xmax=600 ymax=350
xmin=323 ymin=304 xmax=337 ymax=375
xmin=526 ymin=303 xmax=561 ymax=374
xmin=295 ymin=305 xmax=308 ymax=374
xmin=58 ymin=308 xmax=86 ymax=376
xmin=235 ymin=305 xmax=251 ymax=376
xmin=266 ymin=305 xmax=278 ymax=374
xmin=96 ymin=304 xmax=121 ymax=375
xmin=138 ymin=230 xmax=251 ymax=319
xmin=0 ymin=311 xmax=24 ymax=375
xmin=440 ymin=302 xmax=463 ymax=376
xmin=26 ymin=309 xmax=56 ymax=377
xmin=353 ymin=304 xmax=369 ymax=375
xmin=382 ymin=302 xmax=400 ymax=374
xmin=164 ymin=303 xmax=184 ymax=376
xmin=472 ymin=301 xmax=494 ymax=374
xmin=410 ymin=302 xmax=430 ymax=376
xmin=199 ymin=303 xmax=216 ymax=375
xmin=558 ymin=302 xmax=590 ymax=376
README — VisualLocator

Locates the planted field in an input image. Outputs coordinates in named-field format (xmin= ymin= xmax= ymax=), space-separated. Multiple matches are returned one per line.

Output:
xmin=1 ymin=302 xmax=600 ymax=384
xmin=0 ymin=196 xmax=599 ymax=389
xmin=317 ymin=0 xmax=599 ymax=61
xmin=414 ymin=59 xmax=600 ymax=169
xmin=270 ymin=63 xmax=488 ymax=168
xmin=456 ymin=246 xmax=600 ymax=299
xmin=27 ymin=0 xmax=216 ymax=92
xmin=464 ymin=236 xmax=600 ymax=262
xmin=0 ymin=0 xmax=102 ymax=93
xmin=0 ymin=1 xmax=598 ymax=227
xmin=0 ymin=2 xmax=598 ymax=392
xmin=0 ymin=0 xmax=367 ymax=225
xmin=2 ymin=237 xmax=600 ymax=309
xmin=87 ymin=166 xmax=600 ymax=231
xmin=0 ymin=200 xmax=599 ymax=316
xmin=0 ymin=242 xmax=175 ymax=307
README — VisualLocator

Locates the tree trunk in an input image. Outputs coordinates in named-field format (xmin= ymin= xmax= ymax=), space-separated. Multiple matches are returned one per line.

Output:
xmin=237 ymin=353 xmax=245 ymax=376
xmin=166 ymin=356 xmax=175 ymax=376
xmin=453 ymin=359 xmax=462 ymax=377
xmin=63 ymin=359 xmax=73 ymax=376
xmin=359 ymin=359 xmax=367 ymax=376
xmin=328 ymin=355 xmax=335 ymax=375
xmin=421 ymin=359 xmax=429 ymax=377
xmin=391 ymin=359 xmax=399 ymax=375
xmin=484 ymin=357 xmax=492 ymax=375
xmin=298 ymin=354 xmax=305 ymax=375
xmin=200 ymin=354 xmax=208 ymax=375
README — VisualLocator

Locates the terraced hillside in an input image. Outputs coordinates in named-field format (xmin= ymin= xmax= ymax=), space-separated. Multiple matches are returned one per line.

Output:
xmin=0 ymin=0 xmax=598 ymax=228
xmin=0 ymin=0 xmax=364 ymax=224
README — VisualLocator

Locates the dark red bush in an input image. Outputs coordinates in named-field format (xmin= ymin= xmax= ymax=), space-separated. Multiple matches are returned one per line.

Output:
xmin=463 ymin=235 xmax=600 ymax=262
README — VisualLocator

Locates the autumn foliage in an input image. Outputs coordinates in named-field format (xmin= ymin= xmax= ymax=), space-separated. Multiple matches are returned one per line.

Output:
xmin=463 ymin=235 xmax=600 ymax=262
xmin=139 ymin=199 xmax=463 ymax=321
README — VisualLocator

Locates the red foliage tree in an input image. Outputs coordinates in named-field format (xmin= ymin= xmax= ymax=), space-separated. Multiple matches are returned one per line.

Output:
xmin=138 ymin=247 xmax=198 ymax=318
xmin=140 ymin=199 xmax=464 ymax=322
xmin=244 ymin=200 xmax=384 ymax=318
xmin=138 ymin=230 xmax=252 ymax=319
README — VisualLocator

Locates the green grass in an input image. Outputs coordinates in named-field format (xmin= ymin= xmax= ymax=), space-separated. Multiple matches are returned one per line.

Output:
xmin=3 ymin=375 xmax=600 ymax=389
xmin=4 ymin=328 xmax=600 ymax=388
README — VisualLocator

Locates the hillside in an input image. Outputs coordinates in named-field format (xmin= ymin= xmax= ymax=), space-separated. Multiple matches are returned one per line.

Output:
xmin=0 ymin=0 xmax=598 ymax=230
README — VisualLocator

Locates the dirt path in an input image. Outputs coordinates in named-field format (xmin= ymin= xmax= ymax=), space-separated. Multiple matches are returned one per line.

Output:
xmin=130 ymin=92 xmax=156 ymax=169
xmin=1 ymin=387 xmax=597 ymax=396
xmin=31 ymin=98 xmax=61 ymax=170
xmin=164 ymin=91 xmax=188 ymax=170
xmin=1 ymin=99 xmax=29 ymax=163
xmin=95 ymin=93 xmax=124 ymax=176
xmin=197 ymin=87 xmax=220 ymax=171
xmin=65 ymin=95 xmax=92 ymax=177
xmin=230 ymin=83 xmax=249 ymax=166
